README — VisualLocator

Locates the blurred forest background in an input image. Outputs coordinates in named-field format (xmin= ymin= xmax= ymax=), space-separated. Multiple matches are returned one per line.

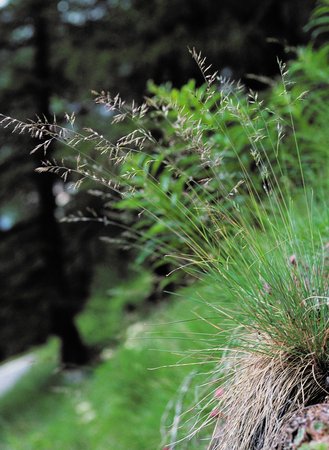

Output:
xmin=0 ymin=1 xmax=323 ymax=449
xmin=0 ymin=0 xmax=313 ymax=364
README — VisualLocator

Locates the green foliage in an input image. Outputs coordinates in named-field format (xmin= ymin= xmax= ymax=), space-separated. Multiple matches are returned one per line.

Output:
xmin=77 ymin=266 xmax=153 ymax=346
xmin=300 ymin=444 xmax=329 ymax=450
xmin=114 ymin=38 xmax=329 ymax=280
xmin=0 ymin=280 xmax=234 ymax=450
xmin=305 ymin=0 xmax=329 ymax=40
xmin=269 ymin=46 xmax=329 ymax=185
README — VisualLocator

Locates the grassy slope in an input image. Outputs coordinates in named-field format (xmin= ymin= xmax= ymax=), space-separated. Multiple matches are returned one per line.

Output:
xmin=0 ymin=272 xmax=232 ymax=450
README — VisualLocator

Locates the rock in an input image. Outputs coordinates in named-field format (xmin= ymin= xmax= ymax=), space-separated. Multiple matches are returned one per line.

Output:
xmin=279 ymin=403 xmax=329 ymax=449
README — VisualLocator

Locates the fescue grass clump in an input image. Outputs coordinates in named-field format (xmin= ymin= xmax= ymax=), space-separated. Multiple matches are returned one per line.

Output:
xmin=190 ymin=217 xmax=329 ymax=448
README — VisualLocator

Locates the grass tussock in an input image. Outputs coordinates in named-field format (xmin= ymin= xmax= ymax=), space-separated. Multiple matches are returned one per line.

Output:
xmin=210 ymin=349 xmax=327 ymax=450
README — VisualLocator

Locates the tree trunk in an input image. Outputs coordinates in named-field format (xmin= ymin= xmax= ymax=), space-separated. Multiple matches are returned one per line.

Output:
xmin=31 ymin=0 xmax=90 ymax=366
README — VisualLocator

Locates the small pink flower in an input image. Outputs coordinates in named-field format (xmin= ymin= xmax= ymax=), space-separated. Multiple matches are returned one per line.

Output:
xmin=214 ymin=387 xmax=224 ymax=398
xmin=289 ymin=254 xmax=297 ymax=266
xmin=210 ymin=407 xmax=220 ymax=418
xmin=263 ymin=282 xmax=271 ymax=295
